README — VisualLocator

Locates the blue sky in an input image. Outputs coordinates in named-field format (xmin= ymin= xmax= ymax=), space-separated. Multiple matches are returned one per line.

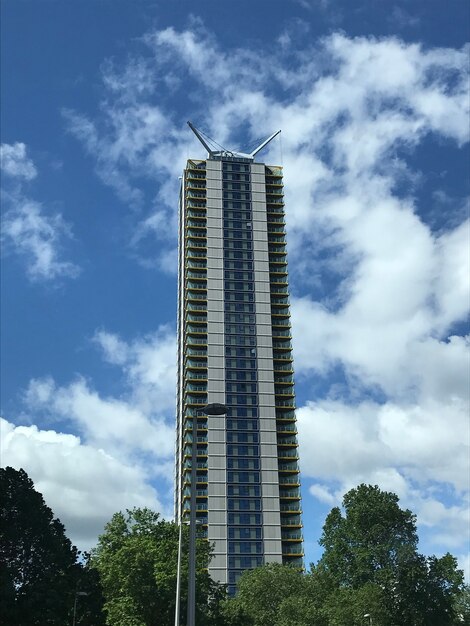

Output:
xmin=1 ymin=0 xmax=469 ymax=576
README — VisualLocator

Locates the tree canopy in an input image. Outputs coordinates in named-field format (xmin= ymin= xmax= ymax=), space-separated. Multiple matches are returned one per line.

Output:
xmin=2 ymin=474 xmax=464 ymax=626
xmin=0 ymin=466 xmax=104 ymax=626
xmin=90 ymin=507 xmax=225 ymax=626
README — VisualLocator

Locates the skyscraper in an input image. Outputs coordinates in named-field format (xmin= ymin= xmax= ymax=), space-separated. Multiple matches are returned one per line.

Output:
xmin=175 ymin=123 xmax=303 ymax=594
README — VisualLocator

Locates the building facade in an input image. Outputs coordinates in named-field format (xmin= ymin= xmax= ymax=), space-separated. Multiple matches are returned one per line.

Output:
xmin=175 ymin=129 xmax=303 ymax=594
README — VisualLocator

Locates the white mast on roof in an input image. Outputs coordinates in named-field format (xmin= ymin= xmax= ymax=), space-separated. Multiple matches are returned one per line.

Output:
xmin=187 ymin=121 xmax=280 ymax=161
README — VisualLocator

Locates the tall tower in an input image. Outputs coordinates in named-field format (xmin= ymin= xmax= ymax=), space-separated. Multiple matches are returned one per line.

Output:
xmin=175 ymin=123 xmax=303 ymax=594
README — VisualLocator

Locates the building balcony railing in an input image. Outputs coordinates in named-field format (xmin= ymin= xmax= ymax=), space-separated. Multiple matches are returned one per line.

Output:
xmin=271 ymin=318 xmax=291 ymax=327
xmin=184 ymin=383 xmax=207 ymax=392
xmin=273 ymin=353 xmax=293 ymax=362
xmin=279 ymin=476 xmax=300 ymax=485
xmin=273 ymin=338 xmax=292 ymax=348
xmin=273 ymin=364 xmax=294 ymax=374
xmin=186 ymin=292 xmax=207 ymax=301
xmin=274 ymin=373 xmax=294 ymax=382
xmin=279 ymin=451 xmax=299 ymax=461
xmin=185 ymin=337 xmax=207 ymax=346
xmin=185 ymin=348 xmax=208 ymax=357
xmin=279 ymin=489 xmax=301 ymax=499
xmin=271 ymin=297 xmax=289 ymax=305
xmin=280 ymin=503 xmax=302 ymax=513
xmin=186 ymin=241 xmax=206 ymax=249
xmin=282 ymin=546 xmax=304 ymax=556
xmin=186 ymin=322 xmax=207 ymax=332
xmin=277 ymin=436 xmax=298 ymax=446
xmin=185 ymin=303 xmax=207 ymax=312
xmin=281 ymin=531 xmax=303 ymax=540
xmin=271 ymin=287 xmax=289 ymax=296
xmin=280 ymin=517 xmax=302 ymax=527
xmin=184 ymin=396 xmax=207 ymax=405
xmin=276 ymin=410 xmax=296 ymax=420
xmin=277 ymin=424 xmax=297 ymax=434
xmin=278 ymin=462 xmax=300 ymax=472
xmin=186 ymin=372 xmax=207 ymax=381
xmin=185 ymin=315 xmax=207 ymax=324
xmin=185 ymin=359 xmax=207 ymax=369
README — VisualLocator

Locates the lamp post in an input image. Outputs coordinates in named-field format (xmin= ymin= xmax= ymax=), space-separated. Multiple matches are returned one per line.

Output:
xmin=175 ymin=402 xmax=227 ymax=626
xmin=364 ymin=614 xmax=372 ymax=625
xmin=72 ymin=591 xmax=88 ymax=626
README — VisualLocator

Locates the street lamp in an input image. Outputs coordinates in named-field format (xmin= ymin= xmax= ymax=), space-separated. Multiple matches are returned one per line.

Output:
xmin=364 ymin=614 xmax=372 ymax=625
xmin=72 ymin=591 xmax=89 ymax=626
xmin=175 ymin=402 xmax=228 ymax=626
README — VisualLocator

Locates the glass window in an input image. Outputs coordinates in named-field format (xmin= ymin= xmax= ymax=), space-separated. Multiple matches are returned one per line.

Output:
xmin=227 ymin=471 xmax=260 ymax=483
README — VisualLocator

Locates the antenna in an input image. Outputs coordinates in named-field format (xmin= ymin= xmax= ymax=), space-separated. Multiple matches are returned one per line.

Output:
xmin=250 ymin=130 xmax=281 ymax=158
xmin=187 ymin=122 xmax=282 ymax=161
xmin=187 ymin=121 xmax=214 ymax=157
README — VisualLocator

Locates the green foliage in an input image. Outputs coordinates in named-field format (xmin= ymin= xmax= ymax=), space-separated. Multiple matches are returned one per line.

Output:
xmin=90 ymin=507 xmax=226 ymax=626
xmin=222 ymin=563 xmax=305 ymax=626
xmin=0 ymin=466 xmax=105 ymax=626
xmin=317 ymin=484 xmax=464 ymax=626
xmin=453 ymin=585 xmax=470 ymax=625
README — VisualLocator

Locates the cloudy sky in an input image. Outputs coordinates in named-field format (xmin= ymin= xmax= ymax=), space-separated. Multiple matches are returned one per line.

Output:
xmin=1 ymin=0 xmax=469 ymax=575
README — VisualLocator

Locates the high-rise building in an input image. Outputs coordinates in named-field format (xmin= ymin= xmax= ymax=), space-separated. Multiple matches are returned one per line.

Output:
xmin=175 ymin=124 xmax=303 ymax=594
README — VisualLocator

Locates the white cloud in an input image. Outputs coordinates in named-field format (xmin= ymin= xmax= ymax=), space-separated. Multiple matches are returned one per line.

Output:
xmin=2 ymin=199 xmax=80 ymax=281
xmin=8 ymin=324 xmax=179 ymax=549
xmin=1 ymin=142 xmax=80 ymax=282
xmin=298 ymin=397 xmax=469 ymax=554
xmin=94 ymin=325 xmax=177 ymax=413
xmin=0 ymin=142 xmax=37 ymax=180
xmin=0 ymin=417 xmax=164 ymax=551
xmin=22 ymin=325 xmax=176 ymax=463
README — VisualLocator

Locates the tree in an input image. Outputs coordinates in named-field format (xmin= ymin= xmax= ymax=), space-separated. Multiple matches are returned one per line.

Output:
xmin=318 ymin=484 xmax=464 ymax=626
xmin=0 ymin=466 xmax=105 ymax=625
xmin=90 ymin=507 xmax=226 ymax=626
xmin=222 ymin=563 xmax=306 ymax=626
xmin=453 ymin=584 xmax=470 ymax=625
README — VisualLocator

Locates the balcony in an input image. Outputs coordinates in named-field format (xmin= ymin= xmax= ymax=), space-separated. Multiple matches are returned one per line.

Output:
xmin=185 ymin=359 xmax=207 ymax=369
xmin=280 ymin=517 xmax=302 ymax=527
xmin=271 ymin=288 xmax=289 ymax=297
xmin=277 ymin=437 xmax=298 ymax=447
xmin=186 ymin=372 xmax=207 ymax=381
xmin=279 ymin=452 xmax=299 ymax=463
xmin=277 ymin=425 xmax=297 ymax=434
xmin=282 ymin=546 xmax=304 ymax=556
xmin=185 ymin=348 xmax=208 ymax=357
xmin=186 ymin=292 xmax=207 ymax=301
xmin=186 ymin=324 xmax=207 ymax=333
xmin=184 ymin=383 xmax=207 ymax=393
xmin=186 ymin=302 xmax=207 ymax=314
xmin=274 ymin=373 xmax=294 ymax=382
xmin=281 ymin=531 xmax=303 ymax=541
xmin=278 ymin=462 xmax=300 ymax=472
xmin=273 ymin=363 xmax=294 ymax=373
xmin=279 ymin=489 xmax=301 ymax=499
xmin=280 ymin=503 xmax=302 ymax=513
xmin=279 ymin=476 xmax=300 ymax=485
xmin=276 ymin=410 xmax=296 ymax=420
xmin=272 ymin=353 xmax=293 ymax=362
xmin=185 ymin=337 xmax=207 ymax=347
